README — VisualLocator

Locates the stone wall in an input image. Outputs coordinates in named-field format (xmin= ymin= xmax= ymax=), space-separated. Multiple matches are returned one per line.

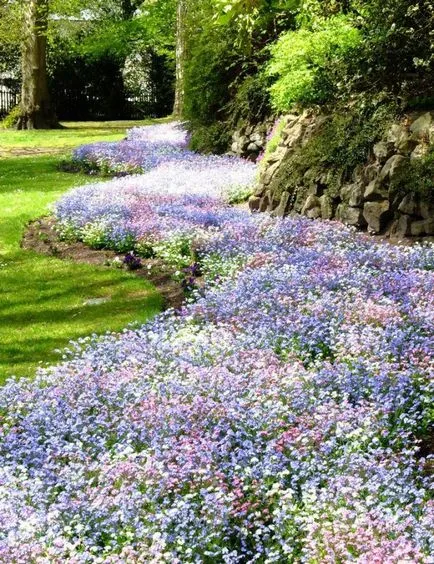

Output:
xmin=228 ymin=120 xmax=273 ymax=161
xmin=249 ymin=111 xmax=434 ymax=240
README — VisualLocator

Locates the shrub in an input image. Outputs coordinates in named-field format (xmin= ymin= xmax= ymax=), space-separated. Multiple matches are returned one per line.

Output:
xmin=267 ymin=15 xmax=361 ymax=111
xmin=188 ymin=122 xmax=232 ymax=154
xmin=391 ymin=145 xmax=434 ymax=201
xmin=227 ymin=73 xmax=273 ymax=127
xmin=0 ymin=105 xmax=21 ymax=129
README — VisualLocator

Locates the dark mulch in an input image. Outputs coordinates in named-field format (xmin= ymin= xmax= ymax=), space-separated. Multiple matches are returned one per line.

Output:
xmin=22 ymin=217 xmax=186 ymax=310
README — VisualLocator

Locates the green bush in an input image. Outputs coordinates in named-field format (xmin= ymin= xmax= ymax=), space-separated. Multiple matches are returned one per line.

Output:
xmin=350 ymin=0 xmax=434 ymax=103
xmin=0 ymin=105 xmax=21 ymax=129
xmin=227 ymin=74 xmax=272 ymax=127
xmin=267 ymin=15 xmax=361 ymax=111
xmin=391 ymin=146 xmax=434 ymax=201
xmin=188 ymin=122 xmax=232 ymax=154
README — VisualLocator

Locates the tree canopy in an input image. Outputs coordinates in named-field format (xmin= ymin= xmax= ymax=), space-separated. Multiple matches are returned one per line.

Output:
xmin=0 ymin=0 xmax=432 ymax=130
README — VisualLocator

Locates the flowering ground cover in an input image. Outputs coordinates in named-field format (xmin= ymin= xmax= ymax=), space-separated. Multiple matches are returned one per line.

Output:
xmin=68 ymin=122 xmax=193 ymax=176
xmin=0 ymin=124 xmax=433 ymax=561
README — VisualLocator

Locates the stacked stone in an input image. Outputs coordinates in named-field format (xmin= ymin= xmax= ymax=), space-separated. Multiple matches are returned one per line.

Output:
xmin=250 ymin=111 xmax=434 ymax=241
xmin=228 ymin=122 xmax=272 ymax=161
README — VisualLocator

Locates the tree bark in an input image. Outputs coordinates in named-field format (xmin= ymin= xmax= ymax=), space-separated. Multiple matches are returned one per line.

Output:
xmin=17 ymin=0 xmax=58 ymax=129
xmin=173 ymin=0 xmax=187 ymax=117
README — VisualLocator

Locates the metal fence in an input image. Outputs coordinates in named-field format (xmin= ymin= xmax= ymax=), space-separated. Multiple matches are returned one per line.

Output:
xmin=0 ymin=87 xmax=20 ymax=117
xmin=53 ymin=90 xmax=159 ymax=121
xmin=0 ymin=85 xmax=168 ymax=121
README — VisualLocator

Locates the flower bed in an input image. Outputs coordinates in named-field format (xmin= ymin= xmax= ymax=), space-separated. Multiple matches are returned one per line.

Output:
xmin=67 ymin=121 xmax=256 ymax=183
xmin=54 ymin=158 xmax=257 ymax=271
xmin=1 ymin=124 xmax=433 ymax=561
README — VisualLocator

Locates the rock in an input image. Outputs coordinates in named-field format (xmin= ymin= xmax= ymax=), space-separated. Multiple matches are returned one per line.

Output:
xmin=306 ymin=207 xmax=321 ymax=219
xmin=420 ymin=200 xmax=434 ymax=220
xmin=273 ymin=191 xmax=291 ymax=217
xmin=410 ymin=112 xmax=432 ymax=139
xmin=247 ymin=142 xmax=260 ymax=153
xmin=231 ymin=142 xmax=239 ymax=153
xmin=84 ymin=297 xmax=111 ymax=306
xmin=373 ymin=141 xmax=395 ymax=163
xmin=363 ymin=163 xmax=382 ymax=183
xmin=283 ymin=122 xmax=305 ymax=149
xmin=266 ymin=146 xmax=288 ymax=164
xmin=316 ymin=172 xmax=329 ymax=186
xmin=396 ymin=192 xmax=434 ymax=220
xmin=364 ymin=179 xmax=388 ymax=201
xmin=390 ymin=215 xmax=412 ymax=239
xmin=300 ymin=194 xmax=321 ymax=219
xmin=386 ymin=124 xmax=407 ymax=146
xmin=379 ymin=155 xmax=408 ymax=182
xmin=251 ymin=132 xmax=263 ymax=144
xmin=301 ymin=122 xmax=317 ymax=146
xmin=396 ymin=133 xmax=418 ymax=154
xmin=259 ymin=193 xmax=270 ymax=212
xmin=336 ymin=204 xmax=367 ymax=228
xmin=239 ymin=135 xmax=249 ymax=150
xmin=319 ymin=194 xmax=334 ymax=219
xmin=363 ymin=201 xmax=392 ymax=233
xmin=260 ymin=161 xmax=281 ymax=186
xmin=352 ymin=164 xmax=364 ymax=183
xmin=267 ymin=194 xmax=281 ymax=212
xmin=410 ymin=143 xmax=430 ymax=160
xmin=307 ymin=182 xmax=324 ymax=197
xmin=301 ymin=195 xmax=320 ymax=213
xmin=398 ymin=194 xmax=419 ymax=216
xmin=248 ymin=196 xmax=261 ymax=211
xmin=340 ymin=183 xmax=364 ymax=207
xmin=410 ymin=218 xmax=434 ymax=237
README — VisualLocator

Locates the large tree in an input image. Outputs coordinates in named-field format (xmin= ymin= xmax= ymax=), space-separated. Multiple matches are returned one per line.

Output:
xmin=173 ymin=0 xmax=187 ymax=116
xmin=17 ymin=0 xmax=58 ymax=129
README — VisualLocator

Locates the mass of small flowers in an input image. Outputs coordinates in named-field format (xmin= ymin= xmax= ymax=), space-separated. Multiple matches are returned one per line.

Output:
xmin=69 ymin=121 xmax=255 ymax=179
xmin=1 ymin=123 xmax=433 ymax=562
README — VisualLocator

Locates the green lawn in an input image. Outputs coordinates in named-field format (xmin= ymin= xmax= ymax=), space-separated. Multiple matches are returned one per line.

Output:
xmin=0 ymin=122 xmax=165 ymax=382
xmin=0 ymin=118 xmax=170 ymax=151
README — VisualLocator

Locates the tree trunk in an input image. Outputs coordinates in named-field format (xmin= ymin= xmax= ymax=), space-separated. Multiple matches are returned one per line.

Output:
xmin=17 ymin=0 xmax=58 ymax=129
xmin=173 ymin=0 xmax=187 ymax=117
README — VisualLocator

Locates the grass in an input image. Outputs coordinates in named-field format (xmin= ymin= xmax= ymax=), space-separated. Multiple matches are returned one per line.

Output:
xmin=0 ymin=118 xmax=171 ymax=151
xmin=0 ymin=121 xmax=166 ymax=382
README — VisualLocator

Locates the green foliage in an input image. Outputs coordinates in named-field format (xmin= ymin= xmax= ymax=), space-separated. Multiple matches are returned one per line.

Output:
xmin=0 ymin=106 xmax=22 ymax=129
xmin=225 ymin=184 xmax=254 ymax=204
xmin=350 ymin=0 xmax=434 ymax=102
xmin=152 ymin=234 xmax=196 ymax=270
xmin=189 ymin=122 xmax=232 ymax=154
xmin=391 ymin=146 xmax=434 ymax=200
xmin=183 ymin=0 xmax=296 ymax=151
xmin=183 ymin=5 xmax=237 ymax=128
xmin=227 ymin=73 xmax=272 ymax=126
xmin=213 ymin=0 xmax=299 ymax=53
xmin=81 ymin=221 xmax=110 ymax=249
xmin=267 ymin=15 xmax=361 ymax=111
xmin=260 ymin=117 xmax=286 ymax=163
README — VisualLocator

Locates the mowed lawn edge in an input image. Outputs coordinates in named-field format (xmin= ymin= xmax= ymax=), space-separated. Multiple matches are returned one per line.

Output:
xmin=0 ymin=122 xmax=166 ymax=382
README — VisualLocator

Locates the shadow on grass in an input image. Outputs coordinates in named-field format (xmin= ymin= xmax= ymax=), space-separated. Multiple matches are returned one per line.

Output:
xmin=0 ymin=251 xmax=163 ymax=382
xmin=0 ymin=156 xmax=91 ymax=194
